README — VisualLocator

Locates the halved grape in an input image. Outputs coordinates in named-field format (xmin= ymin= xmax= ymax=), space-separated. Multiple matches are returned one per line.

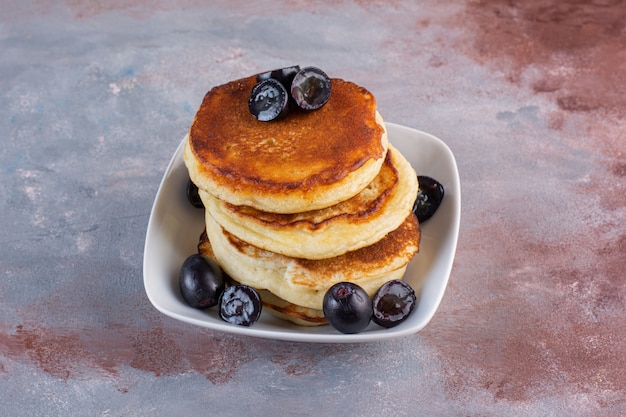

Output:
xmin=372 ymin=280 xmax=416 ymax=328
xmin=412 ymin=176 xmax=445 ymax=223
xmin=186 ymin=178 xmax=204 ymax=208
xmin=256 ymin=65 xmax=301 ymax=90
xmin=290 ymin=66 xmax=332 ymax=111
xmin=219 ymin=285 xmax=262 ymax=326
xmin=248 ymin=78 xmax=289 ymax=122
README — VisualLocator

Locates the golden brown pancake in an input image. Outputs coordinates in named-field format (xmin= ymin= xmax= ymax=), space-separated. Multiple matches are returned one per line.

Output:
xmin=197 ymin=230 xmax=327 ymax=326
xmin=257 ymin=289 xmax=328 ymax=326
xmin=184 ymin=75 xmax=388 ymax=213
xmin=200 ymin=145 xmax=418 ymax=259
xmin=201 ymin=211 xmax=420 ymax=312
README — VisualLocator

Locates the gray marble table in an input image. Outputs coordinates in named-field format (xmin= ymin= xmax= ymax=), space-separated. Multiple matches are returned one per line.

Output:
xmin=1 ymin=1 xmax=624 ymax=416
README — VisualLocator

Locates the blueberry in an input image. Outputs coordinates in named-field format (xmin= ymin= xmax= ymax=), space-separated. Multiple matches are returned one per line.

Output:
xmin=186 ymin=178 xmax=204 ymax=208
xmin=179 ymin=254 xmax=225 ymax=309
xmin=412 ymin=176 xmax=445 ymax=223
xmin=256 ymin=65 xmax=301 ymax=90
xmin=248 ymin=78 xmax=289 ymax=122
xmin=323 ymin=282 xmax=372 ymax=334
xmin=219 ymin=285 xmax=262 ymax=326
xmin=290 ymin=66 xmax=332 ymax=111
xmin=372 ymin=280 xmax=416 ymax=328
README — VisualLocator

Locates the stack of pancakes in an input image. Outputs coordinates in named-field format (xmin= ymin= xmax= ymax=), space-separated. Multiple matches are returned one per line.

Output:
xmin=183 ymin=74 xmax=420 ymax=326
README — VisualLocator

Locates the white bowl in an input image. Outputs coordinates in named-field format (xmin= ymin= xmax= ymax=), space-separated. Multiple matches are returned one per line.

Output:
xmin=143 ymin=123 xmax=461 ymax=343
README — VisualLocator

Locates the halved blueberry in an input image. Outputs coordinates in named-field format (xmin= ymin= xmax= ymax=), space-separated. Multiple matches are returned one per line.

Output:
xmin=412 ymin=176 xmax=445 ymax=223
xmin=186 ymin=178 xmax=204 ymax=208
xmin=256 ymin=65 xmax=301 ymax=90
xmin=219 ymin=285 xmax=262 ymax=326
xmin=372 ymin=280 xmax=416 ymax=328
xmin=248 ymin=78 xmax=289 ymax=122
xmin=290 ymin=66 xmax=332 ymax=111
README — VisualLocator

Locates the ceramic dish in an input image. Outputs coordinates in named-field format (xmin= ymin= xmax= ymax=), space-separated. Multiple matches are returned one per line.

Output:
xmin=143 ymin=123 xmax=461 ymax=343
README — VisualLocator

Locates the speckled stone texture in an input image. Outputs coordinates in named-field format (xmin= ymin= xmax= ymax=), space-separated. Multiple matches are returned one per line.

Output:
xmin=1 ymin=1 xmax=624 ymax=416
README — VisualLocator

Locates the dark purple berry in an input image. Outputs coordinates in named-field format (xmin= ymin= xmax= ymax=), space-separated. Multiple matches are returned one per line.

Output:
xmin=249 ymin=78 xmax=289 ymax=122
xmin=323 ymin=282 xmax=372 ymax=334
xmin=290 ymin=66 xmax=332 ymax=111
xmin=412 ymin=176 xmax=445 ymax=223
xmin=186 ymin=178 xmax=204 ymax=208
xmin=256 ymin=65 xmax=301 ymax=90
xmin=179 ymin=254 xmax=225 ymax=309
xmin=219 ymin=285 xmax=262 ymax=326
xmin=372 ymin=280 xmax=416 ymax=328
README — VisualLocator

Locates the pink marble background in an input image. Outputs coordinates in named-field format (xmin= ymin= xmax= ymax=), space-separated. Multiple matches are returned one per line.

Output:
xmin=1 ymin=1 xmax=624 ymax=415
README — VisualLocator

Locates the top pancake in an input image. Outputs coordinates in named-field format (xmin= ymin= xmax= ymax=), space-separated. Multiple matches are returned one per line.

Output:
xmin=184 ymin=75 xmax=388 ymax=213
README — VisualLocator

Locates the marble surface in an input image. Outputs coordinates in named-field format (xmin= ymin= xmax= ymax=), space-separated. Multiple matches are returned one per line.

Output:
xmin=1 ymin=1 xmax=625 ymax=415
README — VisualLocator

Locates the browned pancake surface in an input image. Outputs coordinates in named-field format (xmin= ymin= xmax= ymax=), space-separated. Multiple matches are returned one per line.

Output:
xmin=224 ymin=149 xmax=398 ymax=230
xmin=188 ymin=76 xmax=385 ymax=194
xmin=288 ymin=214 xmax=420 ymax=287
xmin=222 ymin=213 xmax=420 ymax=290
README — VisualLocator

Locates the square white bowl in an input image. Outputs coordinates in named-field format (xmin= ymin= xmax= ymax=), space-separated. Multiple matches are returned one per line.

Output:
xmin=143 ymin=123 xmax=460 ymax=343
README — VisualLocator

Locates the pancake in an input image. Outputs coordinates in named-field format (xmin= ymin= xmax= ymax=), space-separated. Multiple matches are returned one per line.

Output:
xmin=201 ymin=210 xmax=420 ymax=311
xmin=257 ymin=289 xmax=328 ymax=326
xmin=200 ymin=144 xmax=418 ymax=259
xmin=197 ymin=233 xmax=327 ymax=326
xmin=184 ymin=75 xmax=388 ymax=214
